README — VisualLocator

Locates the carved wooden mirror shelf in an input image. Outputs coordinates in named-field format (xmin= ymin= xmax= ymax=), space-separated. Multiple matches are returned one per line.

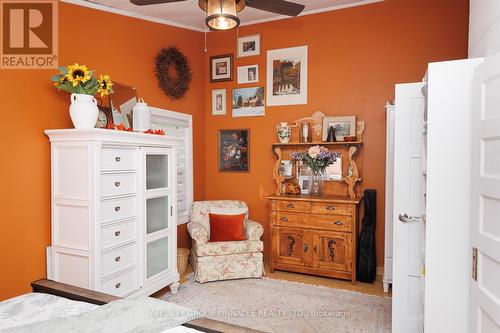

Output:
xmin=272 ymin=111 xmax=365 ymax=199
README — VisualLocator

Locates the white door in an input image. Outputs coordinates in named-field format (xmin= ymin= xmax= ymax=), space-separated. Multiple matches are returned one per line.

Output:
xmin=470 ymin=53 xmax=500 ymax=332
xmin=392 ymin=83 xmax=426 ymax=333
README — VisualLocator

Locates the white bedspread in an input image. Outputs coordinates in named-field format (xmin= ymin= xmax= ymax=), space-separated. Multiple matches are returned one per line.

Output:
xmin=0 ymin=293 xmax=203 ymax=333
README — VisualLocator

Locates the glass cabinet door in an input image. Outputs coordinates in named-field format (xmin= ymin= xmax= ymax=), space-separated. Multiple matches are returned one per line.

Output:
xmin=141 ymin=147 xmax=176 ymax=282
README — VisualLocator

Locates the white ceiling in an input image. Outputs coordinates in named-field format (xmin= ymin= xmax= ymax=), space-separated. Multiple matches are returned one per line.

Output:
xmin=67 ymin=0 xmax=383 ymax=31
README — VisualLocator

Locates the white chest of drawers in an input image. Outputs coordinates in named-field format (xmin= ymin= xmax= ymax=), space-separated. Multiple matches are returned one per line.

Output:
xmin=45 ymin=129 xmax=181 ymax=297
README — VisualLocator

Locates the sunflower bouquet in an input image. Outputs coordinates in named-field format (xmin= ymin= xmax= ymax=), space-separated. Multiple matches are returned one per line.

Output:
xmin=51 ymin=63 xmax=114 ymax=97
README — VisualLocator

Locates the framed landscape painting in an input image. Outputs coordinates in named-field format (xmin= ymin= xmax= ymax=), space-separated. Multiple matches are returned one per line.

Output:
xmin=232 ymin=87 xmax=265 ymax=117
xmin=218 ymin=129 xmax=249 ymax=172
xmin=267 ymin=46 xmax=308 ymax=106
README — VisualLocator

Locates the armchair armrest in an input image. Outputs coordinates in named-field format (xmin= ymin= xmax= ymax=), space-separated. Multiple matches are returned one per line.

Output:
xmin=187 ymin=222 xmax=209 ymax=244
xmin=245 ymin=219 xmax=264 ymax=241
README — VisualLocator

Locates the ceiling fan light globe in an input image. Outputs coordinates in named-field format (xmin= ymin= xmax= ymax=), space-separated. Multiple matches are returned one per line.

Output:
xmin=205 ymin=0 xmax=240 ymax=30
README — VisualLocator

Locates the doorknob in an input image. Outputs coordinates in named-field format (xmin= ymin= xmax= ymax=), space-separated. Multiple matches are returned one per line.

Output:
xmin=398 ymin=213 xmax=421 ymax=223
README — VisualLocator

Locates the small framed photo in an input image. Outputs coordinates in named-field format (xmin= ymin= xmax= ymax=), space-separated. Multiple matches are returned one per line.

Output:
xmin=322 ymin=116 xmax=357 ymax=141
xmin=237 ymin=34 xmax=260 ymax=58
xmin=325 ymin=156 xmax=343 ymax=180
xmin=232 ymin=87 xmax=265 ymax=118
xmin=279 ymin=160 xmax=294 ymax=177
xmin=237 ymin=65 xmax=259 ymax=84
xmin=212 ymin=89 xmax=226 ymax=116
xmin=298 ymin=175 xmax=311 ymax=195
xmin=210 ymin=54 xmax=233 ymax=82
xmin=218 ymin=129 xmax=249 ymax=172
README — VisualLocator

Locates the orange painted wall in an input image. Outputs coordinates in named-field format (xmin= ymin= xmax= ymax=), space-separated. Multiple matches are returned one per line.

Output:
xmin=203 ymin=0 xmax=469 ymax=265
xmin=0 ymin=2 xmax=205 ymax=300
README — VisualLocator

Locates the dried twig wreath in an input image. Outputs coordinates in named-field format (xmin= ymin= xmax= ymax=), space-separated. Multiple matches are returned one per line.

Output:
xmin=155 ymin=46 xmax=192 ymax=100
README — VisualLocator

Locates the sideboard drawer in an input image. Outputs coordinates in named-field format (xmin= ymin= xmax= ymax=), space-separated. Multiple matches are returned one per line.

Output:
xmin=101 ymin=220 xmax=136 ymax=249
xmin=101 ymin=196 xmax=136 ymax=223
xmin=308 ymin=214 xmax=352 ymax=232
xmin=101 ymin=269 xmax=138 ymax=297
xmin=311 ymin=202 xmax=353 ymax=216
xmin=101 ymin=148 xmax=137 ymax=172
xmin=101 ymin=243 xmax=137 ymax=277
xmin=101 ymin=173 xmax=136 ymax=198
xmin=275 ymin=212 xmax=307 ymax=227
xmin=275 ymin=200 xmax=311 ymax=213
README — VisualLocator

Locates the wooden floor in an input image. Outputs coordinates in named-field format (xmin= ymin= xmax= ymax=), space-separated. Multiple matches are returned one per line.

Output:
xmin=154 ymin=257 xmax=391 ymax=298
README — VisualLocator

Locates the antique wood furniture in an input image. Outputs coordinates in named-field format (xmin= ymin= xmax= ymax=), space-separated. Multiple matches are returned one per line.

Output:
xmin=31 ymin=279 xmax=262 ymax=333
xmin=45 ymin=129 xmax=181 ymax=298
xmin=268 ymin=112 xmax=364 ymax=283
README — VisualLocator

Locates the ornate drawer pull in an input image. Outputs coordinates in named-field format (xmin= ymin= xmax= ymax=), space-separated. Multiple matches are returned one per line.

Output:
xmin=114 ymin=181 xmax=121 ymax=187
xmin=115 ymin=231 xmax=121 ymax=237
xmin=326 ymin=205 xmax=335 ymax=210
xmin=304 ymin=244 xmax=308 ymax=252
xmin=334 ymin=221 xmax=344 ymax=225
xmin=115 ymin=256 xmax=121 ymax=262
xmin=286 ymin=204 xmax=295 ymax=208
xmin=114 ymin=206 xmax=121 ymax=212
xmin=115 ymin=282 xmax=121 ymax=289
xmin=314 ymin=245 xmax=318 ymax=253
xmin=115 ymin=157 xmax=121 ymax=162
xmin=280 ymin=217 xmax=289 ymax=222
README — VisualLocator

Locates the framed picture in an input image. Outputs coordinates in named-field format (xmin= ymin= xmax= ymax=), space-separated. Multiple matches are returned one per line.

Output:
xmin=218 ymin=129 xmax=249 ymax=172
xmin=210 ymin=54 xmax=233 ymax=82
xmin=279 ymin=160 xmax=294 ymax=177
xmin=212 ymin=89 xmax=226 ymax=116
xmin=237 ymin=65 xmax=259 ymax=84
xmin=237 ymin=34 xmax=260 ymax=58
xmin=267 ymin=45 xmax=308 ymax=106
xmin=322 ymin=116 xmax=357 ymax=141
xmin=232 ymin=87 xmax=265 ymax=118
xmin=325 ymin=156 xmax=343 ymax=180
xmin=298 ymin=175 xmax=311 ymax=195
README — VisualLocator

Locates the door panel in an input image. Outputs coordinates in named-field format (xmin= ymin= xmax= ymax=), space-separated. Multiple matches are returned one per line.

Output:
xmin=272 ymin=227 xmax=310 ymax=266
xmin=470 ymin=53 xmax=500 ymax=333
xmin=311 ymin=230 xmax=351 ymax=272
xmin=392 ymin=82 xmax=425 ymax=333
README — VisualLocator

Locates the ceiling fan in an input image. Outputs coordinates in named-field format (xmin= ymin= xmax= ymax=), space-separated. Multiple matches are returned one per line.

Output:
xmin=129 ymin=0 xmax=306 ymax=30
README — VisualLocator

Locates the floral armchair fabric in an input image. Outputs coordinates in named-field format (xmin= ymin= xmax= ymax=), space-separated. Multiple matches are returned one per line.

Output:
xmin=187 ymin=200 xmax=264 ymax=283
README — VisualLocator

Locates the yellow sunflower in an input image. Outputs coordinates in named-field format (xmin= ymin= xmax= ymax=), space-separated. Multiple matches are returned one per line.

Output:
xmin=66 ymin=63 xmax=91 ymax=87
xmin=97 ymin=74 xmax=113 ymax=97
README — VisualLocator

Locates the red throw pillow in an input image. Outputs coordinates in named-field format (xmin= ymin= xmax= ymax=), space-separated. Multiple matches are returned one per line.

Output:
xmin=209 ymin=213 xmax=246 ymax=242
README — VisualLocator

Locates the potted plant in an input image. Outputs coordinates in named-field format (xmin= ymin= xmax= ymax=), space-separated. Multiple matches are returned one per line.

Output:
xmin=51 ymin=63 xmax=114 ymax=129
xmin=291 ymin=146 xmax=339 ymax=195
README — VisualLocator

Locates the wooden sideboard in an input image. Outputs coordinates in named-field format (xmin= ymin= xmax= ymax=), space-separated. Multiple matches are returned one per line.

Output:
xmin=269 ymin=195 xmax=362 ymax=283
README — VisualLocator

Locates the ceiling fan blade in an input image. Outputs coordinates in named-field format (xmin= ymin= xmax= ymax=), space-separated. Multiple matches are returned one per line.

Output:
xmin=129 ymin=0 xmax=186 ymax=6
xmin=245 ymin=0 xmax=305 ymax=16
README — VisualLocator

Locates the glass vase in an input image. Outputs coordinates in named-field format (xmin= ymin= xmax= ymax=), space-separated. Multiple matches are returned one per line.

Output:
xmin=310 ymin=170 xmax=324 ymax=196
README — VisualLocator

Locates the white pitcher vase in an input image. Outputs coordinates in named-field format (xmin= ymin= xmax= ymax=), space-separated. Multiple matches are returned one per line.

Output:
xmin=277 ymin=122 xmax=292 ymax=143
xmin=69 ymin=93 xmax=99 ymax=129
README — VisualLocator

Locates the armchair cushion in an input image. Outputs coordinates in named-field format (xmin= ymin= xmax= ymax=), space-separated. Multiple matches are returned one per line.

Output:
xmin=194 ymin=240 xmax=264 ymax=257
xmin=209 ymin=213 xmax=246 ymax=242
xmin=245 ymin=220 xmax=264 ymax=241
xmin=190 ymin=201 xmax=249 ymax=238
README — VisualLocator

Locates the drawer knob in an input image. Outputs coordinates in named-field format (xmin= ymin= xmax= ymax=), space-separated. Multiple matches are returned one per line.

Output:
xmin=115 ymin=282 xmax=121 ymax=289
xmin=334 ymin=221 xmax=344 ymax=225
xmin=115 ymin=157 xmax=121 ymax=162
xmin=114 ymin=181 xmax=121 ymax=187
xmin=280 ymin=217 xmax=289 ymax=222
xmin=304 ymin=244 xmax=308 ymax=252
xmin=115 ymin=231 xmax=121 ymax=237
xmin=314 ymin=244 xmax=318 ymax=253
xmin=114 ymin=206 xmax=121 ymax=212
xmin=286 ymin=204 xmax=295 ymax=208
xmin=115 ymin=256 xmax=121 ymax=262
xmin=326 ymin=205 xmax=335 ymax=210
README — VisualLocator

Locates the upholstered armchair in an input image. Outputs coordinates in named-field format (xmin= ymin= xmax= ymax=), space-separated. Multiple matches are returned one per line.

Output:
xmin=187 ymin=200 xmax=264 ymax=283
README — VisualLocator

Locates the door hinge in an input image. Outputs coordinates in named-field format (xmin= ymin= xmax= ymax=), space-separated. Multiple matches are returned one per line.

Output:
xmin=170 ymin=206 xmax=173 ymax=216
xmin=472 ymin=247 xmax=478 ymax=281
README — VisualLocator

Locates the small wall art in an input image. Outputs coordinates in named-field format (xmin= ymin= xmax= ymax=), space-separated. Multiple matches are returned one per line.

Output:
xmin=218 ymin=129 xmax=249 ymax=172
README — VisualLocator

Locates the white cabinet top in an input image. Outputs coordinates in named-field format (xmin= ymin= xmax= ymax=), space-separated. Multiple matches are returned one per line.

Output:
xmin=45 ymin=128 xmax=182 ymax=146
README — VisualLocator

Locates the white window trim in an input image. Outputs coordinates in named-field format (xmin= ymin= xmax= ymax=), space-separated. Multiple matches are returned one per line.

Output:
xmin=150 ymin=107 xmax=193 ymax=225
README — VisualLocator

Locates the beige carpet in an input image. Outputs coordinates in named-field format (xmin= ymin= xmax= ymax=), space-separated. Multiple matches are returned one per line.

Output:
xmin=162 ymin=276 xmax=391 ymax=333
